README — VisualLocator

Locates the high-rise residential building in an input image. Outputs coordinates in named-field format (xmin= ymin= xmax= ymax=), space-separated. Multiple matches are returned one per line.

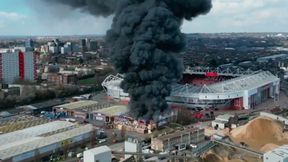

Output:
xmin=85 ymin=38 xmax=90 ymax=50
xmin=61 ymin=42 xmax=72 ymax=54
xmin=25 ymin=39 xmax=34 ymax=49
xmin=0 ymin=49 xmax=37 ymax=84
xmin=81 ymin=39 xmax=87 ymax=52
xmin=89 ymin=40 xmax=99 ymax=51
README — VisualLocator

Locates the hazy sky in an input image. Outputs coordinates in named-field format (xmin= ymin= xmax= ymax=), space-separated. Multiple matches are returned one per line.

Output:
xmin=0 ymin=0 xmax=287 ymax=36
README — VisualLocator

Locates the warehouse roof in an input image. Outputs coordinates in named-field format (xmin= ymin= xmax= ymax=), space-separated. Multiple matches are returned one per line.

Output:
xmin=54 ymin=100 xmax=98 ymax=110
xmin=28 ymin=99 xmax=66 ymax=110
xmin=0 ymin=122 xmax=93 ymax=160
xmin=0 ymin=121 xmax=75 ymax=147
xmin=94 ymin=105 xmax=129 ymax=116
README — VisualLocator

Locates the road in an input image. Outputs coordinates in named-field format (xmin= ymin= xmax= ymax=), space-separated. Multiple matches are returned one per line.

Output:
xmin=213 ymin=140 xmax=263 ymax=158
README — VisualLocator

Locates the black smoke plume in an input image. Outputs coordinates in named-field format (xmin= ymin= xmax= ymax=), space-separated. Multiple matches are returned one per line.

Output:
xmin=43 ymin=0 xmax=212 ymax=119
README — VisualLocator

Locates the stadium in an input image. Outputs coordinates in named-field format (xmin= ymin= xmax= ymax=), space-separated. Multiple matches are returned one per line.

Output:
xmin=102 ymin=67 xmax=280 ymax=110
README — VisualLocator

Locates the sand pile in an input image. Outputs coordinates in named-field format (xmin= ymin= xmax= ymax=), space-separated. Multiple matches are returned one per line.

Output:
xmin=201 ymin=148 xmax=260 ymax=162
xmin=230 ymin=117 xmax=288 ymax=152
xmin=260 ymin=143 xmax=279 ymax=152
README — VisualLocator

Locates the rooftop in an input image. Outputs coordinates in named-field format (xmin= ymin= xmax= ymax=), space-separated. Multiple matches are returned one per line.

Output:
xmin=257 ymin=54 xmax=288 ymax=61
xmin=266 ymin=145 xmax=288 ymax=158
xmin=215 ymin=114 xmax=235 ymax=122
xmin=155 ymin=127 xmax=202 ymax=141
xmin=54 ymin=100 xmax=98 ymax=110
xmin=25 ymin=99 xmax=66 ymax=110
xmin=0 ymin=121 xmax=75 ymax=147
xmin=94 ymin=105 xmax=129 ymax=116
xmin=103 ymin=71 xmax=279 ymax=97
xmin=84 ymin=146 xmax=111 ymax=155
xmin=0 ymin=121 xmax=93 ymax=160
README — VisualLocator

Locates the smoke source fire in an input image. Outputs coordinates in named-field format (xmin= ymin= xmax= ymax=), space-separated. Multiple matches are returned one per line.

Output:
xmin=44 ymin=0 xmax=212 ymax=119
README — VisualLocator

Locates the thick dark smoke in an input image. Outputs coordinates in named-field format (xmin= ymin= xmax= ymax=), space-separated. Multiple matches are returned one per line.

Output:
xmin=45 ymin=0 xmax=121 ymax=16
xmin=43 ymin=0 xmax=212 ymax=119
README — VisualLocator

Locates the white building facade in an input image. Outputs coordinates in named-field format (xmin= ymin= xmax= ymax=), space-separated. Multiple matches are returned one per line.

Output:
xmin=0 ymin=50 xmax=37 ymax=84
xmin=264 ymin=145 xmax=288 ymax=162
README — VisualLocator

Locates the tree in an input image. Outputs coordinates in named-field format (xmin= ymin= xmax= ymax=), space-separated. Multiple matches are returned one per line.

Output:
xmin=176 ymin=107 xmax=196 ymax=125
xmin=120 ymin=126 xmax=126 ymax=140
xmin=209 ymin=59 xmax=218 ymax=67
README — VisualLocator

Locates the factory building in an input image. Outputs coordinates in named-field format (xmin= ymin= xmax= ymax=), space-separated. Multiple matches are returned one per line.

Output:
xmin=53 ymin=100 xmax=98 ymax=119
xmin=0 ymin=49 xmax=37 ymax=84
xmin=151 ymin=126 xmax=205 ymax=152
xmin=91 ymin=105 xmax=129 ymax=126
xmin=20 ymin=99 xmax=67 ymax=115
xmin=264 ymin=145 xmax=288 ymax=162
xmin=0 ymin=121 xmax=94 ymax=162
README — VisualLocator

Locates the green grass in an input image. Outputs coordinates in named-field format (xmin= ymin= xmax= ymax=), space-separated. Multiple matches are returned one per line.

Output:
xmin=168 ymin=122 xmax=184 ymax=129
xmin=78 ymin=77 xmax=96 ymax=85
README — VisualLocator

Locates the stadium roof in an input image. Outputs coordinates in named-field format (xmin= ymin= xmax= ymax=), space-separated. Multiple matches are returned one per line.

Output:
xmin=0 ymin=121 xmax=93 ymax=160
xmin=172 ymin=71 xmax=279 ymax=96
xmin=54 ymin=100 xmax=98 ymax=110
xmin=208 ymin=71 xmax=279 ymax=92
xmin=102 ymin=70 xmax=279 ymax=99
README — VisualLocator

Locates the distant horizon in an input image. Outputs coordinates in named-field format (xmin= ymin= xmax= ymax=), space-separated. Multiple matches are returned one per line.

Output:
xmin=1 ymin=0 xmax=288 ymax=35
xmin=1 ymin=32 xmax=288 ymax=38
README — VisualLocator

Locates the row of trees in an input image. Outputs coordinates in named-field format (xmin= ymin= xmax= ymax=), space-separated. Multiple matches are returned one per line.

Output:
xmin=0 ymin=85 xmax=93 ymax=111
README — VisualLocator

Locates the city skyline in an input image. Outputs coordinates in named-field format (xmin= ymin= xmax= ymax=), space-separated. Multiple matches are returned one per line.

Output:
xmin=0 ymin=0 xmax=288 ymax=36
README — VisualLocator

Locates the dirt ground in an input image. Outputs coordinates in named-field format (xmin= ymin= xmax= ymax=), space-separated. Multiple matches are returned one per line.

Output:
xmin=229 ymin=116 xmax=288 ymax=152
xmin=200 ymin=146 xmax=262 ymax=162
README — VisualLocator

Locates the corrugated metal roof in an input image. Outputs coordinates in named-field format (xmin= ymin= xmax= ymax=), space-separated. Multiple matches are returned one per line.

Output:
xmin=0 ymin=122 xmax=93 ymax=160
xmin=94 ymin=105 xmax=129 ymax=116
xmin=55 ymin=101 xmax=98 ymax=110
xmin=0 ymin=121 xmax=75 ymax=147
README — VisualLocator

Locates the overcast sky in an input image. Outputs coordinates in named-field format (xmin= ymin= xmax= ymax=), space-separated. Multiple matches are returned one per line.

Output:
xmin=0 ymin=0 xmax=287 ymax=36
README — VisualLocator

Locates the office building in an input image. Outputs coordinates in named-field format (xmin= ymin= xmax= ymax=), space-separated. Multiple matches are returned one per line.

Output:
xmin=89 ymin=40 xmax=98 ymax=51
xmin=25 ymin=39 xmax=34 ymax=50
xmin=61 ymin=42 xmax=72 ymax=54
xmin=81 ymin=39 xmax=87 ymax=52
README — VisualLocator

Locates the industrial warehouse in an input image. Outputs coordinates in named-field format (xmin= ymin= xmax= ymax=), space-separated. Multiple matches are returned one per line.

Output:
xmin=0 ymin=121 xmax=94 ymax=162
xmin=102 ymin=67 xmax=280 ymax=110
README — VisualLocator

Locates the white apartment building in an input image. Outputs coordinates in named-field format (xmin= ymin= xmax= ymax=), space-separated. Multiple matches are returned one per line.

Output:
xmin=0 ymin=49 xmax=37 ymax=84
